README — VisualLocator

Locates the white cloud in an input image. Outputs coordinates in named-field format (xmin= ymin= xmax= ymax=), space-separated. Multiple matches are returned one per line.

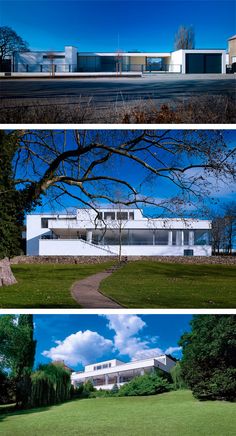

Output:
xmin=131 ymin=347 xmax=164 ymax=361
xmin=165 ymin=346 xmax=182 ymax=355
xmin=42 ymin=330 xmax=113 ymax=366
xmin=105 ymin=314 xmax=151 ymax=359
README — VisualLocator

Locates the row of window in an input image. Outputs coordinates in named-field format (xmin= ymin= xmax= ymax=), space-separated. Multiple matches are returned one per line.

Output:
xmin=92 ymin=229 xmax=210 ymax=246
xmin=93 ymin=363 xmax=112 ymax=371
xmin=97 ymin=211 xmax=134 ymax=221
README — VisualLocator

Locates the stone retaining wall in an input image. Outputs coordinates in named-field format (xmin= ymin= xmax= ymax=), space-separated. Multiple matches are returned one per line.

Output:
xmin=10 ymin=255 xmax=236 ymax=265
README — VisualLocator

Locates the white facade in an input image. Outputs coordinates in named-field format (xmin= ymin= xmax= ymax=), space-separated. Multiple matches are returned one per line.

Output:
xmin=26 ymin=208 xmax=212 ymax=257
xmin=71 ymin=355 xmax=175 ymax=390
xmin=12 ymin=46 xmax=227 ymax=74
xmin=14 ymin=46 xmax=77 ymax=72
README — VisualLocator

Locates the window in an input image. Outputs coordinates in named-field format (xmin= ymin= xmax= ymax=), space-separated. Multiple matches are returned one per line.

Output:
xmin=184 ymin=249 xmax=194 ymax=256
xmin=129 ymin=229 xmax=153 ymax=245
xmin=184 ymin=230 xmax=189 ymax=245
xmin=117 ymin=212 xmax=128 ymax=221
xmin=104 ymin=212 xmax=115 ymax=220
xmin=97 ymin=212 xmax=103 ymax=220
xmin=172 ymin=230 xmax=182 ymax=246
xmin=155 ymin=230 xmax=168 ymax=245
xmin=43 ymin=55 xmax=65 ymax=59
xmin=41 ymin=218 xmax=49 ymax=228
xmin=129 ymin=212 xmax=134 ymax=220
xmin=194 ymin=230 xmax=210 ymax=245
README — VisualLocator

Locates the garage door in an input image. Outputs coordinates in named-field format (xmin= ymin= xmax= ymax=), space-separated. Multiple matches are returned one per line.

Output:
xmin=186 ymin=54 xmax=222 ymax=73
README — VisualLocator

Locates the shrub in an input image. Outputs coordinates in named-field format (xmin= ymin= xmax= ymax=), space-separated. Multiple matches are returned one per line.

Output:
xmin=118 ymin=371 xmax=172 ymax=397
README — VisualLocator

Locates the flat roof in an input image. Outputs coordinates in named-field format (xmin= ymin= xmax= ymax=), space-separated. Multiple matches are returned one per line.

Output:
xmin=78 ymin=52 xmax=171 ymax=57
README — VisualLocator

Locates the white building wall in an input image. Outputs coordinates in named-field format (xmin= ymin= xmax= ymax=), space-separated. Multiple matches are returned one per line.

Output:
xmin=71 ymin=355 xmax=176 ymax=390
xmin=65 ymin=46 xmax=78 ymax=71
xmin=39 ymin=240 xmax=211 ymax=256
xmin=27 ymin=210 xmax=212 ymax=256
xmin=169 ymin=50 xmax=184 ymax=72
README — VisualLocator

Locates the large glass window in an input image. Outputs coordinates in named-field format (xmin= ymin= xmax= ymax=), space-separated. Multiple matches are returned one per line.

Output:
xmin=172 ymin=230 xmax=183 ymax=246
xmin=117 ymin=212 xmax=128 ymax=221
xmin=184 ymin=230 xmax=189 ymax=245
xmin=129 ymin=229 xmax=153 ymax=245
xmin=194 ymin=230 xmax=210 ymax=245
xmin=104 ymin=212 xmax=115 ymax=220
xmin=155 ymin=230 xmax=168 ymax=245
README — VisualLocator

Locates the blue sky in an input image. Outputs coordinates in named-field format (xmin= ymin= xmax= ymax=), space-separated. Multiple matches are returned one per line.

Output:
xmin=33 ymin=314 xmax=192 ymax=370
xmin=1 ymin=1 xmax=235 ymax=52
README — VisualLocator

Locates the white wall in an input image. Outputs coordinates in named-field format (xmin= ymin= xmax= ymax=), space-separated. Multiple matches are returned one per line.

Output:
xmin=39 ymin=239 xmax=211 ymax=256
xmin=71 ymin=355 xmax=176 ymax=387
xmin=14 ymin=46 xmax=78 ymax=73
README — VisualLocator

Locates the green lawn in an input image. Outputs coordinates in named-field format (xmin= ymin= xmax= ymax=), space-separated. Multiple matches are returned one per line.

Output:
xmin=100 ymin=261 xmax=236 ymax=308
xmin=0 ymin=263 xmax=112 ymax=308
xmin=0 ymin=391 xmax=235 ymax=436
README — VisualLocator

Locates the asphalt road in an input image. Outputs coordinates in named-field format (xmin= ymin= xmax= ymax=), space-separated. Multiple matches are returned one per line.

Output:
xmin=1 ymin=74 xmax=235 ymax=109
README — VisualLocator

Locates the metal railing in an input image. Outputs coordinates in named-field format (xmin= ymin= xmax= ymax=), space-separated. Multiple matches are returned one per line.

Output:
xmin=1 ymin=62 xmax=182 ymax=74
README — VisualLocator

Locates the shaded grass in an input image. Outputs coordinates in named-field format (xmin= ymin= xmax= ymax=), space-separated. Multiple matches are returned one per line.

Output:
xmin=100 ymin=261 xmax=236 ymax=308
xmin=0 ymin=263 xmax=112 ymax=308
xmin=0 ymin=391 xmax=235 ymax=435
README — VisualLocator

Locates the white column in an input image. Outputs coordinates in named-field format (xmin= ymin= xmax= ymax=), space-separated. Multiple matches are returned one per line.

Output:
xmin=105 ymin=374 xmax=109 ymax=386
xmin=117 ymin=373 xmax=120 ymax=384
xmin=180 ymin=231 xmax=184 ymax=246
xmin=168 ymin=231 xmax=173 ymax=246
xmin=140 ymin=368 xmax=145 ymax=376
xmin=86 ymin=230 xmax=93 ymax=243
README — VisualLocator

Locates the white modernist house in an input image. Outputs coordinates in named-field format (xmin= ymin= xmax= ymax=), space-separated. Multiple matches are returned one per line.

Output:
xmin=26 ymin=208 xmax=212 ymax=257
xmin=12 ymin=46 xmax=227 ymax=74
xmin=71 ymin=355 xmax=175 ymax=390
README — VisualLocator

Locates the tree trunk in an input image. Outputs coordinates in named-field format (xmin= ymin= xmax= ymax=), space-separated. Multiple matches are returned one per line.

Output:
xmin=0 ymin=258 xmax=17 ymax=286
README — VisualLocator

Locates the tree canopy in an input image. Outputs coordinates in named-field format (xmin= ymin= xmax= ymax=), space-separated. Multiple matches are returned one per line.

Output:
xmin=0 ymin=314 xmax=36 ymax=407
xmin=179 ymin=315 xmax=236 ymax=401
xmin=174 ymin=25 xmax=195 ymax=50
xmin=0 ymin=26 xmax=28 ymax=62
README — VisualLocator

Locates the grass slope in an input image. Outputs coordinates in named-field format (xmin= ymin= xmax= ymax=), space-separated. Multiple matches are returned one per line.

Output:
xmin=0 ymin=263 xmax=112 ymax=308
xmin=1 ymin=391 xmax=235 ymax=436
xmin=100 ymin=261 xmax=236 ymax=308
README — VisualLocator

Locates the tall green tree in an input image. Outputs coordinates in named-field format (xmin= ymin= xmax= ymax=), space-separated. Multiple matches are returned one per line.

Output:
xmin=0 ymin=314 xmax=36 ymax=407
xmin=0 ymin=131 xmax=40 ymax=259
xmin=31 ymin=363 xmax=71 ymax=407
xmin=0 ymin=131 xmax=22 ymax=258
xmin=179 ymin=315 xmax=236 ymax=401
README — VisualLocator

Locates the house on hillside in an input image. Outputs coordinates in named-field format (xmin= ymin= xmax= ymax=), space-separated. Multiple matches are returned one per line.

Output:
xmin=71 ymin=355 xmax=176 ymax=390
xmin=26 ymin=208 xmax=212 ymax=257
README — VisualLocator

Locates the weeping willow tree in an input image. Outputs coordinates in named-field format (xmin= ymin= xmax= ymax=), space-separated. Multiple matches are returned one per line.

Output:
xmin=170 ymin=361 xmax=187 ymax=390
xmin=31 ymin=363 xmax=72 ymax=407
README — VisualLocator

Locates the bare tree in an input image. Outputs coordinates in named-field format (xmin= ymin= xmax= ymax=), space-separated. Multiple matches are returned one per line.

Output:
xmin=1 ymin=129 xmax=236 ymax=284
xmin=174 ymin=25 xmax=195 ymax=50
xmin=0 ymin=26 xmax=28 ymax=66
xmin=211 ymin=202 xmax=236 ymax=255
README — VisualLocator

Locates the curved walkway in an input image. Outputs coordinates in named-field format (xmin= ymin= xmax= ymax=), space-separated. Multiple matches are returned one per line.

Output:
xmin=71 ymin=269 xmax=122 ymax=308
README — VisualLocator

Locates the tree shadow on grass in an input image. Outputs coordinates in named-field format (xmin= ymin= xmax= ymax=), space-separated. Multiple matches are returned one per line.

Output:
xmin=0 ymin=398 xmax=81 ymax=422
